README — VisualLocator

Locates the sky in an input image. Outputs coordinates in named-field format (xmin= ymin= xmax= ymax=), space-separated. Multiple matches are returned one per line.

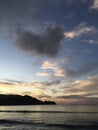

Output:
xmin=0 ymin=0 xmax=98 ymax=104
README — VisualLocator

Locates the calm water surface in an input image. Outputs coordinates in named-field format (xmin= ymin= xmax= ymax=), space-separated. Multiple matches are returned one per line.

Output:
xmin=0 ymin=105 xmax=98 ymax=130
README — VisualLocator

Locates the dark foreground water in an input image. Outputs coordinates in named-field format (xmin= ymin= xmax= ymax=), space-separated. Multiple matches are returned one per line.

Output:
xmin=0 ymin=105 xmax=98 ymax=130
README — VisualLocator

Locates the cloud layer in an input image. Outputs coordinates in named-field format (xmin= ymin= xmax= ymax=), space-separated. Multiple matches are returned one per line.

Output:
xmin=1 ymin=75 xmax=98 ymax=104
xmin=37 ymin=60 xmax=98 ymax=78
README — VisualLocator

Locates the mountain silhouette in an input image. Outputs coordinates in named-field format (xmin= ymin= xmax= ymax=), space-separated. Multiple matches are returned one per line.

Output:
xmin=0 ymin=94 xmax=56 ymax=105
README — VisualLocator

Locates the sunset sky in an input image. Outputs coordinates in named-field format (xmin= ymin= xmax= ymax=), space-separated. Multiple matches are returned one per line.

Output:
xmin=0 ymin=0 xmax=98 ymax=104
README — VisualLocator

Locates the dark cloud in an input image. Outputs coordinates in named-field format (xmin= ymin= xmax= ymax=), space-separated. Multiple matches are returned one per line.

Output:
xmin=0 ymin=0 xmax=93 ymax=30
xmin=51 ymin=89 xmax=59 ymax=94
xmin=0 ymin=82 xmax=15 ymax=86
xmin=57 ymin=95 xmax=85 ymax=99
xmin=0 ymin=0 xmax=41 ymax=38
xmin=0 ymin=0 xmax=76 ymax=32
xmin=43 ymin=80 xmax=61 ymax=86
xmin=38 ymin=95 xmax=51 ymax=99
xmin=64 ymin=62 xmax=98 ymax=78
xmin=0 ymin=0 xmax=40 ymax=25
xmin=56 ymin=95 xmax=98 ymax=104
xmin=22 ymin=91 xmax=33 ymax=96
xmin=0 ymin=79 xmax=25 ymax=86
xmin=32 ymin=79 xmax=61 ymax=88
xmin=83 ymin=92 xmax=98 ymax=97
xmin=4 ymin=79 xmax=24 ymax=84
xmin=15 ymin=24 xmax=64 ymax=57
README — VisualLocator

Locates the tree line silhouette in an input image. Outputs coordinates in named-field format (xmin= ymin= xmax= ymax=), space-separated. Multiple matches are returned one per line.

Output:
xmin=0 ymin=94 xmax=56 ymax=105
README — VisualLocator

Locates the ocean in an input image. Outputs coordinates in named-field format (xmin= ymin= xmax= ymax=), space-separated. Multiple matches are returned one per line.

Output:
xmin=0 ymin=105 xmax=98 ymax=130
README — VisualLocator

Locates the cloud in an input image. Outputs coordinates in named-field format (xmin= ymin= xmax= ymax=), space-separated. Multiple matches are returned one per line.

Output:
xmin=90 ymin=0 xmax=98 ymax=10
xmin=38 ymin=95 xmax=51 ymax=99
xmin=36 ymin=72 xmax=52 ymax=77
xmin=15 ymin=24 xmax=64 ymax=57
xmin=0 ymin=0 xmax=87 ymax=28
xmin=51 ymin=89 xmax=59 ymax=94
xmin=0 ymin=79 xmax=23 ymax=86
xmin=40 ymin=60 xmax=98 ymax=78
xmin=0 ymin=79 xmax=61 ymax=97
xmin=0 ymin=79 xmax=41 ymax=96
xmin=1 ymin=75 xmax=98 ymax=104
xmin=61 ymin=75 xmax=98 ymax=97
xmin=41 ymin=60 xmax=57 ymax=70
xmin=0 ymin=82 xmax=15 ymax=86
xmin=57 ymin=95 xmax=85 ymax=99
xmin=64 ymin=23 xmax=96 ymax=39
xmin=31 ymin=80 xmax=61 ymax=88
xmin=41 ymin=60 xmax=65 ymax=77
xmin=56 ymin=95 xmax=98 ymax=104
xmin=36 ymin=56 xmax=73 ymax=78
xmin=0 ymin=0 xmax=42 ymax=38
xmin=65 ymin=62 xmax=98 ymax=77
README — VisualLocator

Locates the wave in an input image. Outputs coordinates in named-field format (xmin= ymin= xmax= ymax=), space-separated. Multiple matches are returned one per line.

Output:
xmin=0 ymin=119 xmax=98 ymax=129
xmin=0 ymin=110 xmax=98 ymax=114
xmin=46 ymin=124 xmax=98 ymax=129
xmin=1 ymin=119 xmax=44 ymax=126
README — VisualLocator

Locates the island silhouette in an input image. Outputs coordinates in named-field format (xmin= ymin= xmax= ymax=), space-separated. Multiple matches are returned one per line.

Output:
xmin=0 ymin=94 xmax=56 ymax=105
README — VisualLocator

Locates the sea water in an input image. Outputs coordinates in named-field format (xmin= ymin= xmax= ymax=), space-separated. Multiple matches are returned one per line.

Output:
xmin=0 ymin=105 xmax=98 ymax=130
